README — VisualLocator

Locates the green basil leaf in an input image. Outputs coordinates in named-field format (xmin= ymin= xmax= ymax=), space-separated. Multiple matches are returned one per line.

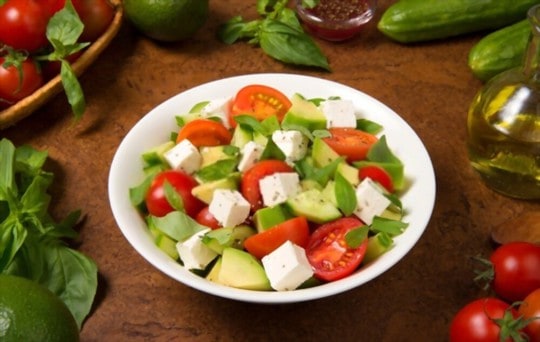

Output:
xmin=46 ymin=1 xmax=84 ymax=48
xmin=217 ymin=16 xmax=261 ymax=44
xmin=335 ymin=172 xmax=357 ymax=216
xmin=259 ymin=19 xmax=330 ymax=71
xmin=196 ymin=159 xmax=239 ymax=182
xmin=370 ymin=216 xmax=409 ymax=236
xmin=356 ymin=119 xmax=383 ymax=135
xmin=344 ymin=225 xmax=369 ymax=248
xmin=280 ymin=122 xmax=314 ymax=141
xmin=129 ymin=172 xmax=155 ymax=208
xmin=260 ymin=137 xmax=286 ymax=161
xmin=60 ymin=60 xmax=86 ymax=119
xmin=234 ymin=115 xmax=268 ymax=135
xmin=0 ymin=138 xmax=15 ymax=194
xmin=301 ymin=0 xmax=319 ymax=9
xmin=149 ymin=211 xmax=206 ymax=242
xmin=0 ymin=219 xmax=27 ymax=272
xmin=163 ymin=181 xmax=184 ymax=212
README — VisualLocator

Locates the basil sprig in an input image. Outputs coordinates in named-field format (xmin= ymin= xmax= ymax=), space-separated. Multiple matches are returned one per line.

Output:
xmin=218 ymin=0 xmax=330 ymax=71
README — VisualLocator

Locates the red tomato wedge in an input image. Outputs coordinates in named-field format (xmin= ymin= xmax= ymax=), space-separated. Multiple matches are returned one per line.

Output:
xmin=359 ymin=165 xmax=394 ymax=193
xmin=244 ymin=216 xmax=310 ymax=259
xmin=195 ymin=206 xmax=221 ymax=230
xmin=306 ymin=217 xmax=368 ymax=282
xmin=176 ymin=119 xmax=232 ymax=147
xmin=240 ymin=160 xmax=294 ymax=212
xmin=229 ymin=84 xmax=292 ymax=126
xmin=323 ymin=128 xmax=378 ymax=162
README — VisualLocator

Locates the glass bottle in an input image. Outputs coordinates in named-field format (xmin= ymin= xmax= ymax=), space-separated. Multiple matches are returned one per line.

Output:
xmin=467 ymin=5 xmax=540 ymax=199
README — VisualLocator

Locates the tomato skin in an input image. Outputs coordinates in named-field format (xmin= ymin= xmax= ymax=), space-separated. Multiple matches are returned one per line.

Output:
xmin=519 ymin=288 xmax=540 ymax=341
xmin=145 ymin=170 xmax=205 ymax=218
xmin=72 ymin=0 xmax=115 ymax=42
xmin=229 ymin=84 xmax=292 ymax=126
xmin=358 ymin=165 xmax=394 ymax=193
xmin=490 ymin=242 xmax=540 ymax=302
xmin=243 ymin=216 xmax=310 ymax=259
xmin=176 ymin=119 xmax=232 ymax=147
xmin=195 ymin=206 xmax=221 ymax=230
xmin=240 ymin=160 xmax=294 ymax=212
xmin=0 ymin=0 xmax=51 ymax=52
xmin=323 ymin=128 xmax=378 ymax=162
xmin=306 ymin=217 xmax=368 ymax=282
xmin=0 ymin=57 xmax=43 ymax=108
xmin=449 ymin=298 xmax=519 ymax=342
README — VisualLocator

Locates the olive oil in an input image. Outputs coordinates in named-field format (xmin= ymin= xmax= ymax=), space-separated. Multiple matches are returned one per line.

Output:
xmin=467 ymin=5 xmax=540 ymax=199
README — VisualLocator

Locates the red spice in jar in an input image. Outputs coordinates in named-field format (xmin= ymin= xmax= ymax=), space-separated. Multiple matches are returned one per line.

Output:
xmin=309 ymin=0 xmax=369 ymax=22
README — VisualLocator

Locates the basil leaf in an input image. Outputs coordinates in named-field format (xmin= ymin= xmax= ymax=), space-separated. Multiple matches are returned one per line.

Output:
xmin=163 ymin=181 xmax=184 ymax=212
xmin=149 ymin=211 xmax=206 ymax=242
xmin=356 ymin=119 xmax=383 ymax=135
xmin=370 ymin=216 xmax=409 ymax=236
xmin=335 ymin=172 xmax=357 ymax=216
xmin=196 ymin=159 xmax=238 ymax=182
xmin=344 ymin=225 xmax=369 ymax=248
xmin=234 ymin=115 xmax=268 ymax=135
xmin=60 ymin=60 xmax=85 ymax=119
xmin=218 ymin=16 xmax=261 ymax=44
xmin=260 ymin=138 xmax=286 ymax=161
xmin=0 ymin=138 xmax=15 ymax=193
xmin=259 ymin=19 xmax=330 ymax=71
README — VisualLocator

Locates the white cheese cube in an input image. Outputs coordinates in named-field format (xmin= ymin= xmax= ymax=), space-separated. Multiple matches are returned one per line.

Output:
xmin=237 ymin=141 xmax=264 ymax=172
xmin=271 ymin=130 xmax=308 ymax=164
xmin=163 ymin=139 xmax=201 ymax=174
xmin=259 ymin=172 xmax=300 ymax=207
xmin=320 ymin=99 xmax=357 ymax=129
xmin=353 ymin=178 xmax=391 ymax=225
xmin=176 ymin=229 xmax=218 ymax=270
xmin=262 ymin=241 xmax=314 ymax=291
xmin=200 ymin=97 xmax=232 ymax=129
xmin=208 ymin=189 xmax=250 ymax=227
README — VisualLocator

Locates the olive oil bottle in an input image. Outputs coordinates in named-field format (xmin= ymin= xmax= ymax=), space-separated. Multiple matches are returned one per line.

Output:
xmin=467 ymin=5 xmax=540 ymax=199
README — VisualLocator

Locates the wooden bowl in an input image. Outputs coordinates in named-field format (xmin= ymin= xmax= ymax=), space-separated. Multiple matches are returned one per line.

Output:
xmin=0 ymin=0 xmax=124 ymax=129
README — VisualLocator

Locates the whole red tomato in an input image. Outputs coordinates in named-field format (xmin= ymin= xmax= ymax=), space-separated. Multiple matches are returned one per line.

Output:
xmin=488 ymin=242 xmax=540 ymax=302
xmin=519 ymin=288 xmax=540 ymax=342
xmin=449 ymin=298 xmax=522 ymax=342
xmin=0 ymin=0 xmax=52 ymax=52
xmin=0 ymin=56 xmax=43 ymax=108
xmin=195 ymin=206 xmax=221 ymax=230
xmin=145 ymin=170 xmax=204 ymax=218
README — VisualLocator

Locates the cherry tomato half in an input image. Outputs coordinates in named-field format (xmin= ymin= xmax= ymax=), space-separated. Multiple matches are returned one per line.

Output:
xmin=323 ymin=128 xmax=378 ymax=162
xmin=145 ymin=170 xmax=204 ymax=218
xmin=176 ymin=119 xmax=232 ymax=147
xmin=489 ymin=242 xmax=540 ymax=302
xmin=359 ymin=165 xmax=394 ymax=193
xmin=240 ymin=160 xmax=294 ymax=212
xmin=244 ymin=216 xmax=310 ymax=259
xmin=449 ymin=298 xmax=519 ymax=342
xmin=195 ymin=206 xmax=221 ymax=230
xmin=519 ymin=288 xmax=540 ymax=341
xmin=0 ymin=57 xmax=43 ymax=108
xmin=229 ymin=84 xmax=292 ymax=126
xmin=306 ymin=217 xmax=368 ymax=282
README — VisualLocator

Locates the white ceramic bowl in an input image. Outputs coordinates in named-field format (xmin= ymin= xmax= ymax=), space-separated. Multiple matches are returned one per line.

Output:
xmin=108 ymin=73 xmax=436 ymax=303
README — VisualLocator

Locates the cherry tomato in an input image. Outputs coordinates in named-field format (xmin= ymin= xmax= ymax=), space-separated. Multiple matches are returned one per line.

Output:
xmin=0 ymin=0 xmax=51 ymax=53
xmin=244 ymin=216 xmax=310 ymax=259
xmin=323 ymin=128 xmax=378 ymax=162
xmin=195 ymin=206 xmax=221 ymax=230
xmin=358 ymin=165 xmax=394 ymax=193
xmin=519 ymin=288 xmax=540 ymax=341
xmin=72 ymin=0 xmax=115 ymax=42
xmin=176 ymin=119 xmax=232 ymax=147
xmin=229 ymin=84 xmax=292 ymax=126
xmin=0 ymin=57 xmax=43 ymax=108
xmin=145 ymin=170 xmax=204 ymax=218
xmin=449 ymin=298 xmax=520 ymax=342
xmin=240 ymin=160 xmax=293 ymax=212
xmin=489 ymin=242 xmax=540 ymax=302
xmin=306 ymin=217 xmax=368 ymax=282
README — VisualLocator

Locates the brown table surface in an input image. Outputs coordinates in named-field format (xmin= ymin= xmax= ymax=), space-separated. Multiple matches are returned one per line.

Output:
xmin=3 ymin=1 xmax=540 ymax=341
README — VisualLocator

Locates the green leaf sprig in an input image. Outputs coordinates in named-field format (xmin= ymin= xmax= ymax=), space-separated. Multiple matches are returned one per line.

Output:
xmin=218 ymin=0 xmax=330 ymax=71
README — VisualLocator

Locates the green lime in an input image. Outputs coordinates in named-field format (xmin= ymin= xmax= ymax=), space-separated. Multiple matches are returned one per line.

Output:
xmin=124 ymin=0 xmax=210 ymax=42
xmin=0 ymin=275 xmax=79 ymax=342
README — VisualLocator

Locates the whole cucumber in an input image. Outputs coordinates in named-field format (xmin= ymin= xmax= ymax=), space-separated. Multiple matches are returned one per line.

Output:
xmin=468 ymin=20 xmax=530 ymax=81
xmin=377 ymin=0 xmax=538 ymax=43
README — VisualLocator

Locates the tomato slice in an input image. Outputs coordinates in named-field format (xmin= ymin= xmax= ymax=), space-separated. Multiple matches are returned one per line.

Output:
xmin=240 ymin=160 xmax=294 ymax=212
xmin=306 ymin=217 xmax=368 ymax=282
xmin=229 ymin=84 xmax=292 ymax=126
xmin=195 ymin=206 xmax=221 ymax=230
xmin=176 ymin=119 xmax=232 ymax=147
xmin=323 ymin=128 xmax=378 ymax=162
xmin=244 ymin=216 xmax=310 ymax=259
xmin=358 ymin=165 xmax=394 ymax=193
xmin=145 ymin=170 xmax=205 ymax=218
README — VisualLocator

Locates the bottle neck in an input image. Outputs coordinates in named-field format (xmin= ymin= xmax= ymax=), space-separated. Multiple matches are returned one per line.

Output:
xmin=523 ymin=5 xmax=540 ymax=81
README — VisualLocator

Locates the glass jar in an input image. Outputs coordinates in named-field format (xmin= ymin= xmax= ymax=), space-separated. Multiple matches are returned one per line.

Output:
xmin=295 ymin=0 xmax=377 ymax=42
xmin=467 ymin=5 xmax=540 ymax=199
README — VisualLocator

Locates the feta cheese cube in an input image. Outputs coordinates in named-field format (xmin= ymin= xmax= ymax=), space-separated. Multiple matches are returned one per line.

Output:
xmin=163 ymin=139 xmax=201 ymax=174
xmin=237 ymin=141 xmax=264 ymax=172
xmin=176 ymin=229 xmax=218 ymax=270
xmin=271 ymin=130 xmax=308 ymax=164
xmin=208 ymin=189 xmax=250 ymax=227
xmin=262 ymin=241 xmax=314 ymax=291
xmin=353 ymin=178 xmax=391 ymax=225
xmin=200 ymin=97 xmax=232 ymax=129
xmin=320 ymin=99 xmax=357 ymax=129
xmin=259 ymin=172 xmax=300 ymax=207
